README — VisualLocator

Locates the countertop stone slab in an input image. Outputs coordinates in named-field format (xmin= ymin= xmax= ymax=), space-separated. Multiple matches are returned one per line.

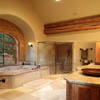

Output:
xmin=64 ymin=71 xmax=100 ymax=85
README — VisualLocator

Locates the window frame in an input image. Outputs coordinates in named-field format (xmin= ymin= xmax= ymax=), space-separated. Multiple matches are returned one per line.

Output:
xmin=0 ymin=33 xmax=18 ymax=67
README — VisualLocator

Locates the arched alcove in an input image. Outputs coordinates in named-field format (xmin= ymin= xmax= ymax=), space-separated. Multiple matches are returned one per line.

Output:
xmin=0 ymin=18 xmax=25 ymax=61
xmin=0 ymin=14 xmax=35 ymax=41
xmin=0 ymin=14 xmax=36 ymax=64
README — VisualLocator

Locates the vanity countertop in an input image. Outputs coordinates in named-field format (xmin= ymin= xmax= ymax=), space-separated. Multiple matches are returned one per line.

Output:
xmin=64 ymin=70 xmax=100 ymax=85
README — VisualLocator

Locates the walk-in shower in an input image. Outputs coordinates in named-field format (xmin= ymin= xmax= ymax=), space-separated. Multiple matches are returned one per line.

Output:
xmin=38 ymin=42 xmax=73 ymax=74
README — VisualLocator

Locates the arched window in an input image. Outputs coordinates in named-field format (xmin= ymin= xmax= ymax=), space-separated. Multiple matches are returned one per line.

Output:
xmin=0 ymin=33 xmax=17 ymax=66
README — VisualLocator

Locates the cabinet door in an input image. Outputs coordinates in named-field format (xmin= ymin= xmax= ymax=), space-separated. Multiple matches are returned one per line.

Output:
xmin=78 ymin=86 xmax=91 ymax=100
xmin=78 ymin=85 xmax=100 ymax=100
xmin=66 ymin=81 xmax=100 ymax=100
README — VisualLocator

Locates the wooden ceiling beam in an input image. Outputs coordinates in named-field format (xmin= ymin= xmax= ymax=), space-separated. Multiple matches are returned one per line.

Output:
xmin=44 ymin=15 xmax=100 ymax=35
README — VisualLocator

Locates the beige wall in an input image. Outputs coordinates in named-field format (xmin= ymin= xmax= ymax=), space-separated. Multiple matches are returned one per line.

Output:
xmin=0 ymin=0 xmax=48 ymax=64
xmin=0 ymin=0 xmax=47 ymax=42
xmin=47 ymin=29 xmax=100 ymax=70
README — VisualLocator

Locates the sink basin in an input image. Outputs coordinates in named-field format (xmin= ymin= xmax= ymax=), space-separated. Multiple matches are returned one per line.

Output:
xmin=82 ymin=68 xmax=100 ymax=76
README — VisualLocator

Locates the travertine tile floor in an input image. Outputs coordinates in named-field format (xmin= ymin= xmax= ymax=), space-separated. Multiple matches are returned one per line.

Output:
xmin=0 ymin=74 xmax=66 ymax=100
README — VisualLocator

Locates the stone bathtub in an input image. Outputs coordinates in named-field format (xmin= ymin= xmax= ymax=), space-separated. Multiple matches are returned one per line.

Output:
xmin=0 ymin=65 xmax=49 ymax=88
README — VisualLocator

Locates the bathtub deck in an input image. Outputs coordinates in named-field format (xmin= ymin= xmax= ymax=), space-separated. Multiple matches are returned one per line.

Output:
xmin=0 ymin=66 xmax=50 ymax=88
xmin=0 ymin=74 xmax=66 ymax=100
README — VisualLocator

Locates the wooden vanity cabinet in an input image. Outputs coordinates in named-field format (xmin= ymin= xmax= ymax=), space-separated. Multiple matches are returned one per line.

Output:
xmin=66 ymin=81 xmax=100 ymax=100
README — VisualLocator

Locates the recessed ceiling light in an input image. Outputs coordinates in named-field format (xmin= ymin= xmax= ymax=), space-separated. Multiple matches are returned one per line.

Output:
xmin=55 ymin=0 xmax=61 ymax=2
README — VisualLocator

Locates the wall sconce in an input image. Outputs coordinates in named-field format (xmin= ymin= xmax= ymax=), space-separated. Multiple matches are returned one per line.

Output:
xmin=28 ymin=42 xmax=33 ymax=47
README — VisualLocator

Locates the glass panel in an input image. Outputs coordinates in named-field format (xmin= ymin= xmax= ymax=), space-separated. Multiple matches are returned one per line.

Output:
xmin=4 ymin=42 xmax=16 ymax=65
xmin=4 ymin=44 xmax=16 ymax=55
xmin=0 ymin=33 xmax=3 ymax=42
xmin=4 ymin=34 xmax=16 ymax=43
xmin=38 ymin=43 xmax=56 ymax=74
xmin=0 ymin=33 xmax=17 ymax=66
xmin=0 ymin=33 xmax=3 ymax=66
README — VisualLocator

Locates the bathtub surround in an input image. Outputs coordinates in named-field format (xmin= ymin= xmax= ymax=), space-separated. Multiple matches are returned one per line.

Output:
xmin=0 ymin=66 xmax=50 ymax=88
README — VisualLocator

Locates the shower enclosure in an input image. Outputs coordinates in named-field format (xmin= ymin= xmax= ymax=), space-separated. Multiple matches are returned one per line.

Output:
xmin=38 ymin=42 xmax=73 ymax=74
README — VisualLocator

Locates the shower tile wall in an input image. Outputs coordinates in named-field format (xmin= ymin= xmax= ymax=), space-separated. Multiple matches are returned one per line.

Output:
xmin=55 ymin=44 xmax=72 ymax=73
xmin=38 ymin=43 xmax=72 ymax=74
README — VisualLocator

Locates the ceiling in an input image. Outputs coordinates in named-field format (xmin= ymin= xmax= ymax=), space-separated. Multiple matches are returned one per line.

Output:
xmin=32 ymin=0 xmax=100 ymax=24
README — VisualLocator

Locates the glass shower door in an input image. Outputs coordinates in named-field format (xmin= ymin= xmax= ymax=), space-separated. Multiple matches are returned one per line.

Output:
xmin=38 ymin=42 xmax=56 ymax=74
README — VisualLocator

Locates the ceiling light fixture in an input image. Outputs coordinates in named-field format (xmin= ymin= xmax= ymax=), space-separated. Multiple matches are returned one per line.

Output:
xmin=55 ymin=0 xmax=61 ymax=2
